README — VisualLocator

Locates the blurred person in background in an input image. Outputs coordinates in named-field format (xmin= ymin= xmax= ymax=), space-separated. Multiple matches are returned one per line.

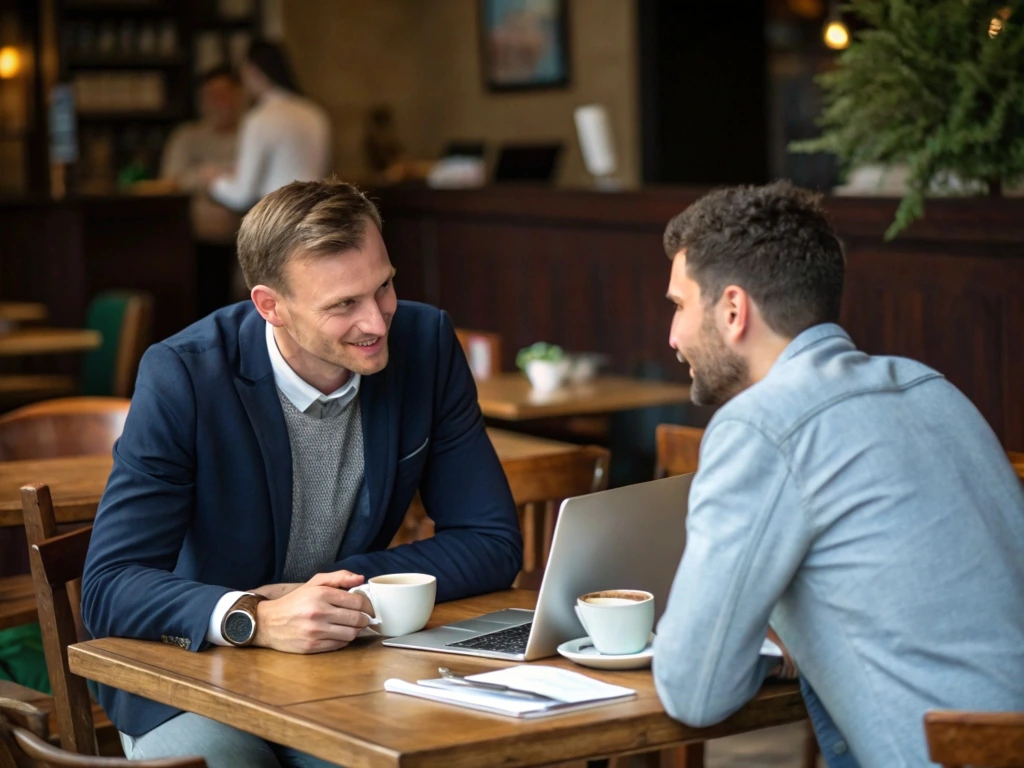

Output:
xmin=160 ymin=66 xmax=245 ymax=317
xmin=206 ymin=40 xmax=332 ymax=214
xmin=162 ymin=66 xmax=241 ymax=195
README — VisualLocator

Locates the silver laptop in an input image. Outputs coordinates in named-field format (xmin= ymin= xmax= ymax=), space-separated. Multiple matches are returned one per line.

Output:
xmin=383 ymin=473 xmax=693 ymax=661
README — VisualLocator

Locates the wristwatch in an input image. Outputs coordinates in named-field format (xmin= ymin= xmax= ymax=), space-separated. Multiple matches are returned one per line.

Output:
xmin=221 ymin=594 xmax=267 ymax=647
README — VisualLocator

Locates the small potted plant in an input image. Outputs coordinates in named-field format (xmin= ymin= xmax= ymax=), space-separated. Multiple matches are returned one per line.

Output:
xmin=516 ymin=342 xmax=570 ymax=393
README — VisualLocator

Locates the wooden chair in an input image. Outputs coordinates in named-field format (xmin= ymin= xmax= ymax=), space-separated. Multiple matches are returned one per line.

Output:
xmin=925 ymin=710 xmax=1024 ymax=768
xmin=455 ymin=328 xmax=501 ymax=380
xmin=0 ymin=397 xmax=129 ymax=632
xmin=1 ymin=697 xmax=206 ymax=767
xmin=654 ymin=424 xmax=705 ymax=479
xmin=0 ymin=398 xmax=130 ymax=463
xmin=1008 ymin=450 xmax=1024 ymax=482
xmin=21 ymin=484 xmax=119 ymax=756
xmin=503 ymin=446 xmax=610 ymax=589
xmin=81 ymin=291 xmax=153 ymax=398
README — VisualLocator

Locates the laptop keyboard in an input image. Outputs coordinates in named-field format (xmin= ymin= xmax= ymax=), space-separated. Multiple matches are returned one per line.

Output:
xmin=446 ymin=622 xmax=532 ymax=655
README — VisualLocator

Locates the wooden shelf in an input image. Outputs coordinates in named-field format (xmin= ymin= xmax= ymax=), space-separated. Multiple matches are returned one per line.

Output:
xmin=67 ymin=56 xmax=187 ymax=69
xmin=62 ymin=2 xmax=175 ymax=17
xmin=77 ymin=110 xmax=182 ymax=122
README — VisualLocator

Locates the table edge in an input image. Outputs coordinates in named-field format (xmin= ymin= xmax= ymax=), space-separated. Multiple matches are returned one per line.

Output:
xmin=69 ymin=643 xmax=401 ymax=768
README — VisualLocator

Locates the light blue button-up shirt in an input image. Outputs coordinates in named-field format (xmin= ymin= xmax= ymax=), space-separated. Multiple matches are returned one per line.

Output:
xmin=653 ymin=324 xmax=1024 ymax=768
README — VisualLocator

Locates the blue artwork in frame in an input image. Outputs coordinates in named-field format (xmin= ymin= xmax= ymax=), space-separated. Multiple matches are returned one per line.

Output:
xmin=479 ymin=0 xmax=570 ymax=92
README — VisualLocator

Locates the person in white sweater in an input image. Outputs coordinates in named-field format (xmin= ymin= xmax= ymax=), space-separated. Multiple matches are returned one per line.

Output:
xmin=207 ymin=40 xmax=331 ymax=213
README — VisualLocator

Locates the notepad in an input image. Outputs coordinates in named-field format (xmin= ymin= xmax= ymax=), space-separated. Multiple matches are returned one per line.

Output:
xmin=384 ymin=665 xmax=636 ymax=719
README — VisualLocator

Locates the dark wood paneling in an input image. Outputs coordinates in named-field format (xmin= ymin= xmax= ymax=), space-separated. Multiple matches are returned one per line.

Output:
xmin=0 ymin=196 xmax=196 ymax=345
xmin=376 ymin=186 xmax=1024 ymax=450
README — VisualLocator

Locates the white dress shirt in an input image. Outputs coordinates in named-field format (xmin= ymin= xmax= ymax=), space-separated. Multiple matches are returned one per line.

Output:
xmin=206 ymin=322 xmax=360 ymax=645
xmin=210 ymin=88 xmax=331 ymax=212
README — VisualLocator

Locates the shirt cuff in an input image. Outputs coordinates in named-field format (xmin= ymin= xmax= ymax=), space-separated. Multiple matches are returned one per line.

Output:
xmin=206 ymin=590 xmax=250 ymax=646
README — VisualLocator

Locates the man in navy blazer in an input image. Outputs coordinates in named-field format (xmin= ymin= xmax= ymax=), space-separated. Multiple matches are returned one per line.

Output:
xmin=81 ymin=180 xmax=523 ymax=768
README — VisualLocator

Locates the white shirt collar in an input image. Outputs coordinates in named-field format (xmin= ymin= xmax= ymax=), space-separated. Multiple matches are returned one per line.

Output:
xmin=265 ymin=321 xmax=360 ymax=413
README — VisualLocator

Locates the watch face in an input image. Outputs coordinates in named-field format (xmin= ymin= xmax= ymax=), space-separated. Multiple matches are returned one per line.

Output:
xmin=224 ymin=610 xmax=255 ymax=644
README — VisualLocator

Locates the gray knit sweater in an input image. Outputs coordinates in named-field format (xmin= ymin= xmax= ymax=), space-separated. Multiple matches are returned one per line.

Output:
xmin=276 ymin=389 xmax=364 ymax=582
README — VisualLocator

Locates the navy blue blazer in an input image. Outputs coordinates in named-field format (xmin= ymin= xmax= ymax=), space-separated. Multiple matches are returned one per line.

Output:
xmin=81 ymin=300 xmax=522 ymax=736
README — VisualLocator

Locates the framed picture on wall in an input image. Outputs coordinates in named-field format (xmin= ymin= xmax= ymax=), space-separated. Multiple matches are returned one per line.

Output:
xmin=479 ymin=0 xmax=570 ymax=92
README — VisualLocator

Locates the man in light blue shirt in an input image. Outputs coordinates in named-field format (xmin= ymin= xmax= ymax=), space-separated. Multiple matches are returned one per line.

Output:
xmin=653 ymin=182 xmax=1024 ymax=768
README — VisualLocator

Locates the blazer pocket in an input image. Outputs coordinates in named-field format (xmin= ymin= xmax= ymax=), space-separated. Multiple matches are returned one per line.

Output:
xmin=398 ymin=437 xmax=430 ymax=464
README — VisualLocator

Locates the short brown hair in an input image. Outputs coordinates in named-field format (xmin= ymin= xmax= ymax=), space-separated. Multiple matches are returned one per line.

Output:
xmin=236 ymin=179 xmax=383 ymax=293
xmin=663 ymin=181 xmax=845 ymax=339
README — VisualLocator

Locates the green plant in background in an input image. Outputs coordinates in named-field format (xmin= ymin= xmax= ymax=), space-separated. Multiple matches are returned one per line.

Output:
xmin=792 ymin=0 xmax=1024 ymax=239
xmin=515 ymin=342 xmax=564 ymax=371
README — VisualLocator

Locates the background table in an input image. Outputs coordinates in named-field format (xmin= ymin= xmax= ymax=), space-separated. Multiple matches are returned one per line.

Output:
xmin=0 ymin=302 xmax=47 ymax=323
xmin=0 ymin=454 xmax=113 ymax=527
xmin=70 ymin=590 xmax=804 ymax=768
xmin=0 ymin=328 xmax=101 ymax=356
xmin=477 ymin=374 xmax=691 ymax=421
xmin=0 ymin=429 xmax=575 ymax=529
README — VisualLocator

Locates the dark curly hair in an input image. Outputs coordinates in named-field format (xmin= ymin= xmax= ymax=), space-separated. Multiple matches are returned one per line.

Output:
xmin=663 ymin=181 xmax=845 ymax=339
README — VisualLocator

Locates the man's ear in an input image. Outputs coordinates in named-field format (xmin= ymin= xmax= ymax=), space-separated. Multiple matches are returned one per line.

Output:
xmin=718 ymin=285 xmax=750 ymax=344
xmin=251 ymin=285 xmax=285 ymax=326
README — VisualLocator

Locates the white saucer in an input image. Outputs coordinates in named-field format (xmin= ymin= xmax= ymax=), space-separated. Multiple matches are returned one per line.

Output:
xmin=556 ymin=635 xmax=655 ymax=670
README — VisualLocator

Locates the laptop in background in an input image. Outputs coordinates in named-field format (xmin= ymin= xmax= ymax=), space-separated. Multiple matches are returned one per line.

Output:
xmin=383 ymin=473 xmax=692 ymax=661
xmin=493 ymin=142 xmax=563 ymax=184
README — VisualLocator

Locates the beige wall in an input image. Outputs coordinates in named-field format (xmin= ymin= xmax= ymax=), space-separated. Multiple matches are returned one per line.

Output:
xmin=282 ymin=0 xmax=639 ymax=187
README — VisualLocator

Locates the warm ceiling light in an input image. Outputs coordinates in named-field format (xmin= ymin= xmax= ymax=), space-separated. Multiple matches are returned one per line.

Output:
xmin=0 ymin=47 xmax=21 ymax=79
xmin=824 ymin=19 xmax=850 ymax=50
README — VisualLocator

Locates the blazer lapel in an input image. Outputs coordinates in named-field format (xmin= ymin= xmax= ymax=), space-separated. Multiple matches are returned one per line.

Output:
xmin=235 ymin=311 xmax=292 ymax=578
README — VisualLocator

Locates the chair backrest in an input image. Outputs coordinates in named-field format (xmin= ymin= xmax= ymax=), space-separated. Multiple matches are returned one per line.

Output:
xmin=501 ymin=446 xmax=611 ymax=589
xmin=0 ymin=398 xmax=130 ymax=463
xmin=81 ymin=292 xmax=153 ymax=398
xmin=1 ymin=699 xmax=206 ymax=767
xmin=925 ymin=710 xmax=1024 ymax=768
xmin=454 ymin=328 xmax=501 ymax=380
xmin=22 ymin=484 xmax=98 ymax=756
xmin=1009 ymin=451 xmax=1024 ymax=483
xmin=654 ymin=424 xmax=705 ymax=479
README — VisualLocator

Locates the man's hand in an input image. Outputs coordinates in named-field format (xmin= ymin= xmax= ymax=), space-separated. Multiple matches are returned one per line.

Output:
xmin=252 ymin=570 xmax=374 ymax=654
xmin=766 ymin=627 xmax=798 ymax=680
xmin=249 ymin=582 xmax=302 ymax=600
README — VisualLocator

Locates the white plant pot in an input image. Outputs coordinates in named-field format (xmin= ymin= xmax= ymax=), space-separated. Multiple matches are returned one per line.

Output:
xmin=525 ymin=359 xmax=569 ymax=393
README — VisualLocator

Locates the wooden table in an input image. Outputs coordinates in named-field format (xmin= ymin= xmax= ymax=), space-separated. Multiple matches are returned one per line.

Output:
xmin=0 ymin=431 xmax=572 ymax=529
xmin=70 ymin=590 xmax=805 ymax=768
xmin=0 ymin=302 xmax=47 ymax=323
xmin=486 ymin=427 xmax=577 ymax=460
xmin=0 ymin=455 xmax=113 ymax=528
xmin=0 ymin=328 xmax=101 ymax=356
xmin=478 ymin=374 xmax=691 ymax=421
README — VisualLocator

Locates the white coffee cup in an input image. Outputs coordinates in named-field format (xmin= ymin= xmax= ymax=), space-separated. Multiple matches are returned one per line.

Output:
xmin=350 ymin=573 xmax=436 ymax=637
xmin=574 ymin=589 xmax=654 ymax=655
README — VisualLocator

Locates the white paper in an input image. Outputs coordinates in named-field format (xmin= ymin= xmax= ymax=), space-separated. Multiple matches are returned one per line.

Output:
xmin=384 ymin=664 xmax=636 ymax=719
xmin=574 ymin=104 xmax=617 ymax=177
xmin=467 ymin=665 xmax=634 ymax=703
